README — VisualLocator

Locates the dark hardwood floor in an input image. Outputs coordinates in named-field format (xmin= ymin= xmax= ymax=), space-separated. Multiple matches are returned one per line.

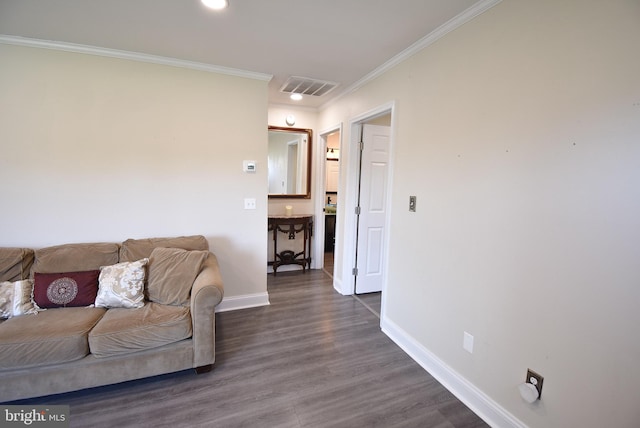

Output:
xmin=323 ymin=250 xmax=334 ymax=278
xmin=325 ymin=249 xmax=382 ymax=317
xmin=14 ymin=270 xmax=487 ymax=428
xmin=354 ymin=291 xmax=382 ymax=318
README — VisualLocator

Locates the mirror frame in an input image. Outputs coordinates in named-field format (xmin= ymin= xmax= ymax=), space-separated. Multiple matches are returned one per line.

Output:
xmin=268 ymin=125 xmax=313 ymax=199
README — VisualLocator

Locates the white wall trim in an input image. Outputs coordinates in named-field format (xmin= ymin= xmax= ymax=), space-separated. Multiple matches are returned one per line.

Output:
xmin=348 ymin=101 xmax=397 ymax=130
xmin=332 ymin=276 xmax=344 ymax=295
xmin=320 ymin=0 xmax=501 ymax=111
xmin=216 ymin=292 xmax=270 ymax=312
xmin=340 ymin=102 xmax=396 ymax=296
xmin=381 ymin=317 xmax=526 ymax=428
xmin=268 ymin=102 xmax=319 ymax=113
xmin=0 ymin=35 xmax=273 ymax=82
xmin=315 ymin=124 xmax=343 ymax=270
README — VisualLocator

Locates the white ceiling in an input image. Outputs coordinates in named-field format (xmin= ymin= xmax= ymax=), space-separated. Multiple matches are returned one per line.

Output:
xmin=0 ymin=0 xmax=483 ymax=109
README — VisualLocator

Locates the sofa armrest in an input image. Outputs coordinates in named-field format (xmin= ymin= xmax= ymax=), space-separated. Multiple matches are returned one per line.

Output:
xmin=190 ymin=252 xmax=224 ymax=369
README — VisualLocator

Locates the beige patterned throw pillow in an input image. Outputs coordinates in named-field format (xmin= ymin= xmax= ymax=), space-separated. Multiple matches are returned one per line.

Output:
xmin=0 ymin=280 xmax=40 ymax=318
xmin=95 ymin=258 xmax=149 ymax=309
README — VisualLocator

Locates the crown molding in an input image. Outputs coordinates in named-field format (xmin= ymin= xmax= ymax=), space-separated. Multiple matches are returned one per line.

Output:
xmin=0 ymin=35 xmax=273 ymax=82
xmin=320 ymin=0 xmax=502 ymax=111
xmin=268 ymin=102 xmax=319 ymax=113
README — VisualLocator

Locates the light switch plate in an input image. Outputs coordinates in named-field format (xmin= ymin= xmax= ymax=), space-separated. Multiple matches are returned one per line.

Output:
xmin=243 ymin=160 xmax=256 ymax=173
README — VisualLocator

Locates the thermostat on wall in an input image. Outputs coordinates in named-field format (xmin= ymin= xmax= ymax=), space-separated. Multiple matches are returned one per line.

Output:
xmin=243 ymin=160 xmax=256 ymax=173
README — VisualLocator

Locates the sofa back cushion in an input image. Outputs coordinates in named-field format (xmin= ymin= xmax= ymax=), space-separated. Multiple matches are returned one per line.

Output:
xmin=31 ymin=243 xmax=120 ymax=276
xmin=119 ymin=235 xmax=209 ymax=262
xmin=0 ymin=248 xmax=35 ymax=282
xmin=147 ymin=247 xmax=208 ymax=306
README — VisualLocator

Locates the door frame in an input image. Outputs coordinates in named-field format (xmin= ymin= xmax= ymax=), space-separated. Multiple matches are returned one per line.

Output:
xmin=338 ymin=101 xmax=396 ymax=296
xmin=314 ymin=123 xmax=343 ymax=270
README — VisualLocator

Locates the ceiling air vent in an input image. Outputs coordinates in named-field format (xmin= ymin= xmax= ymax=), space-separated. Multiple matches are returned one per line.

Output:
xmin=280 ymin=76 xmax=338 ymax=97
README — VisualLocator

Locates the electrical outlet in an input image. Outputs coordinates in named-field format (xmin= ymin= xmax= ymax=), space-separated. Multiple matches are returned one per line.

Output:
xmin=463 ymin=331 xmax=474 ymax=353
xmin=526 ymin=368 xmax=544 ymax=399
xmin=244 ymin=198 xmax=256 ymax=210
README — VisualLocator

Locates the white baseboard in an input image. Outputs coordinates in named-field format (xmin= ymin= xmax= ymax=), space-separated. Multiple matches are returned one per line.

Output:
xmin=332 ymin=276 xmax=345 ymax=295
xmin=381 ymin=317 xmax=525 ymax=428
xmin=215 ymin=292 xmax=270 ymax=312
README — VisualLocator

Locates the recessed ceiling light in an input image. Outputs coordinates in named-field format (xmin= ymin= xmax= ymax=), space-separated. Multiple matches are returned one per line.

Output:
xmin=201 ymin=0 xmax=228 ymax=10
xmin=290 ymin=93 xmax=303 ymax=101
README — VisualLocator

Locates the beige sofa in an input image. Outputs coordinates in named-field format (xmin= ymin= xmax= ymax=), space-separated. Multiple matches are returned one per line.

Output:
xmin=0 ymin=235 xmax=224 ymax=402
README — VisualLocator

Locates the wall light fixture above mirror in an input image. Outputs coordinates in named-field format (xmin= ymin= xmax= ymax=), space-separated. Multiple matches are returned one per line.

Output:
xmin=268 ymin=126 xmax=312 ymax=199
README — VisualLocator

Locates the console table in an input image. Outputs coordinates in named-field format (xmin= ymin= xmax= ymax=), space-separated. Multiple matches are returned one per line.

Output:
xmin=268 ymin=215 xmax=313 ymax=275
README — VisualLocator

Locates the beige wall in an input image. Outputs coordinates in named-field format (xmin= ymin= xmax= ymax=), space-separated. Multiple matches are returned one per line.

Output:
xmin=320 ymin=0 xmax=640 ymax=427
xmin=0 ymin=44 xmax=269 ymax=301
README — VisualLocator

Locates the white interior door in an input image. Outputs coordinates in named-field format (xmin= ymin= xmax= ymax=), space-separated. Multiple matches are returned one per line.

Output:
xmin=355 ymin=124 xmax=391 ymax=294
xmin=326 ymin=161 xmax=339 ymax=193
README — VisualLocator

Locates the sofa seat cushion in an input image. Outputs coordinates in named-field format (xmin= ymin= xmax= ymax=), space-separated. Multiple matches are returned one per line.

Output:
xmin=88 ymin=303 xmax=192 ymax=358
xmin=0 ymin=307 xmax=107 ymax=370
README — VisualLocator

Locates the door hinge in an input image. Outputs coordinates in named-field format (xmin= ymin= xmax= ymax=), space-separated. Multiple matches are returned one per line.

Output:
xmin=359 ymin=141 xmax=364 ymax=151
xmin=355 ymin=206 xmax=361 ymax=215
xmin=352 ymin=267 xmax=358 ymax=276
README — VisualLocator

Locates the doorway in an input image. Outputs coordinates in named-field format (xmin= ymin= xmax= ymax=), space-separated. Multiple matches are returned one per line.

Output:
xmin=353 ymin=118 xmax=391 ymax=319
xmin=354 ymin=121 xmax=391 ymax=295
xmin=323 ymin=130 xmax=340 ymax=277
xmin=337 ymin=103 xmax=394 ymax=321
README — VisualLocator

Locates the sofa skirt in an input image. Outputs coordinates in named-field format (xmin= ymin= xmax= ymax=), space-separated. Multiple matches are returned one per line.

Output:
xmin=0 ymin=338 xmax=196 ymax=402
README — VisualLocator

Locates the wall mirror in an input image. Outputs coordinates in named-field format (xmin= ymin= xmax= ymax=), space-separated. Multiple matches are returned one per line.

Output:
xmin=268 ymin=126 xmax=312 ymax=199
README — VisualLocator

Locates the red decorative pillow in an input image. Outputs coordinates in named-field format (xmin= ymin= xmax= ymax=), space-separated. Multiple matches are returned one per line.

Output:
xmin=33 ymin=270 xmax=100 ymax=308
